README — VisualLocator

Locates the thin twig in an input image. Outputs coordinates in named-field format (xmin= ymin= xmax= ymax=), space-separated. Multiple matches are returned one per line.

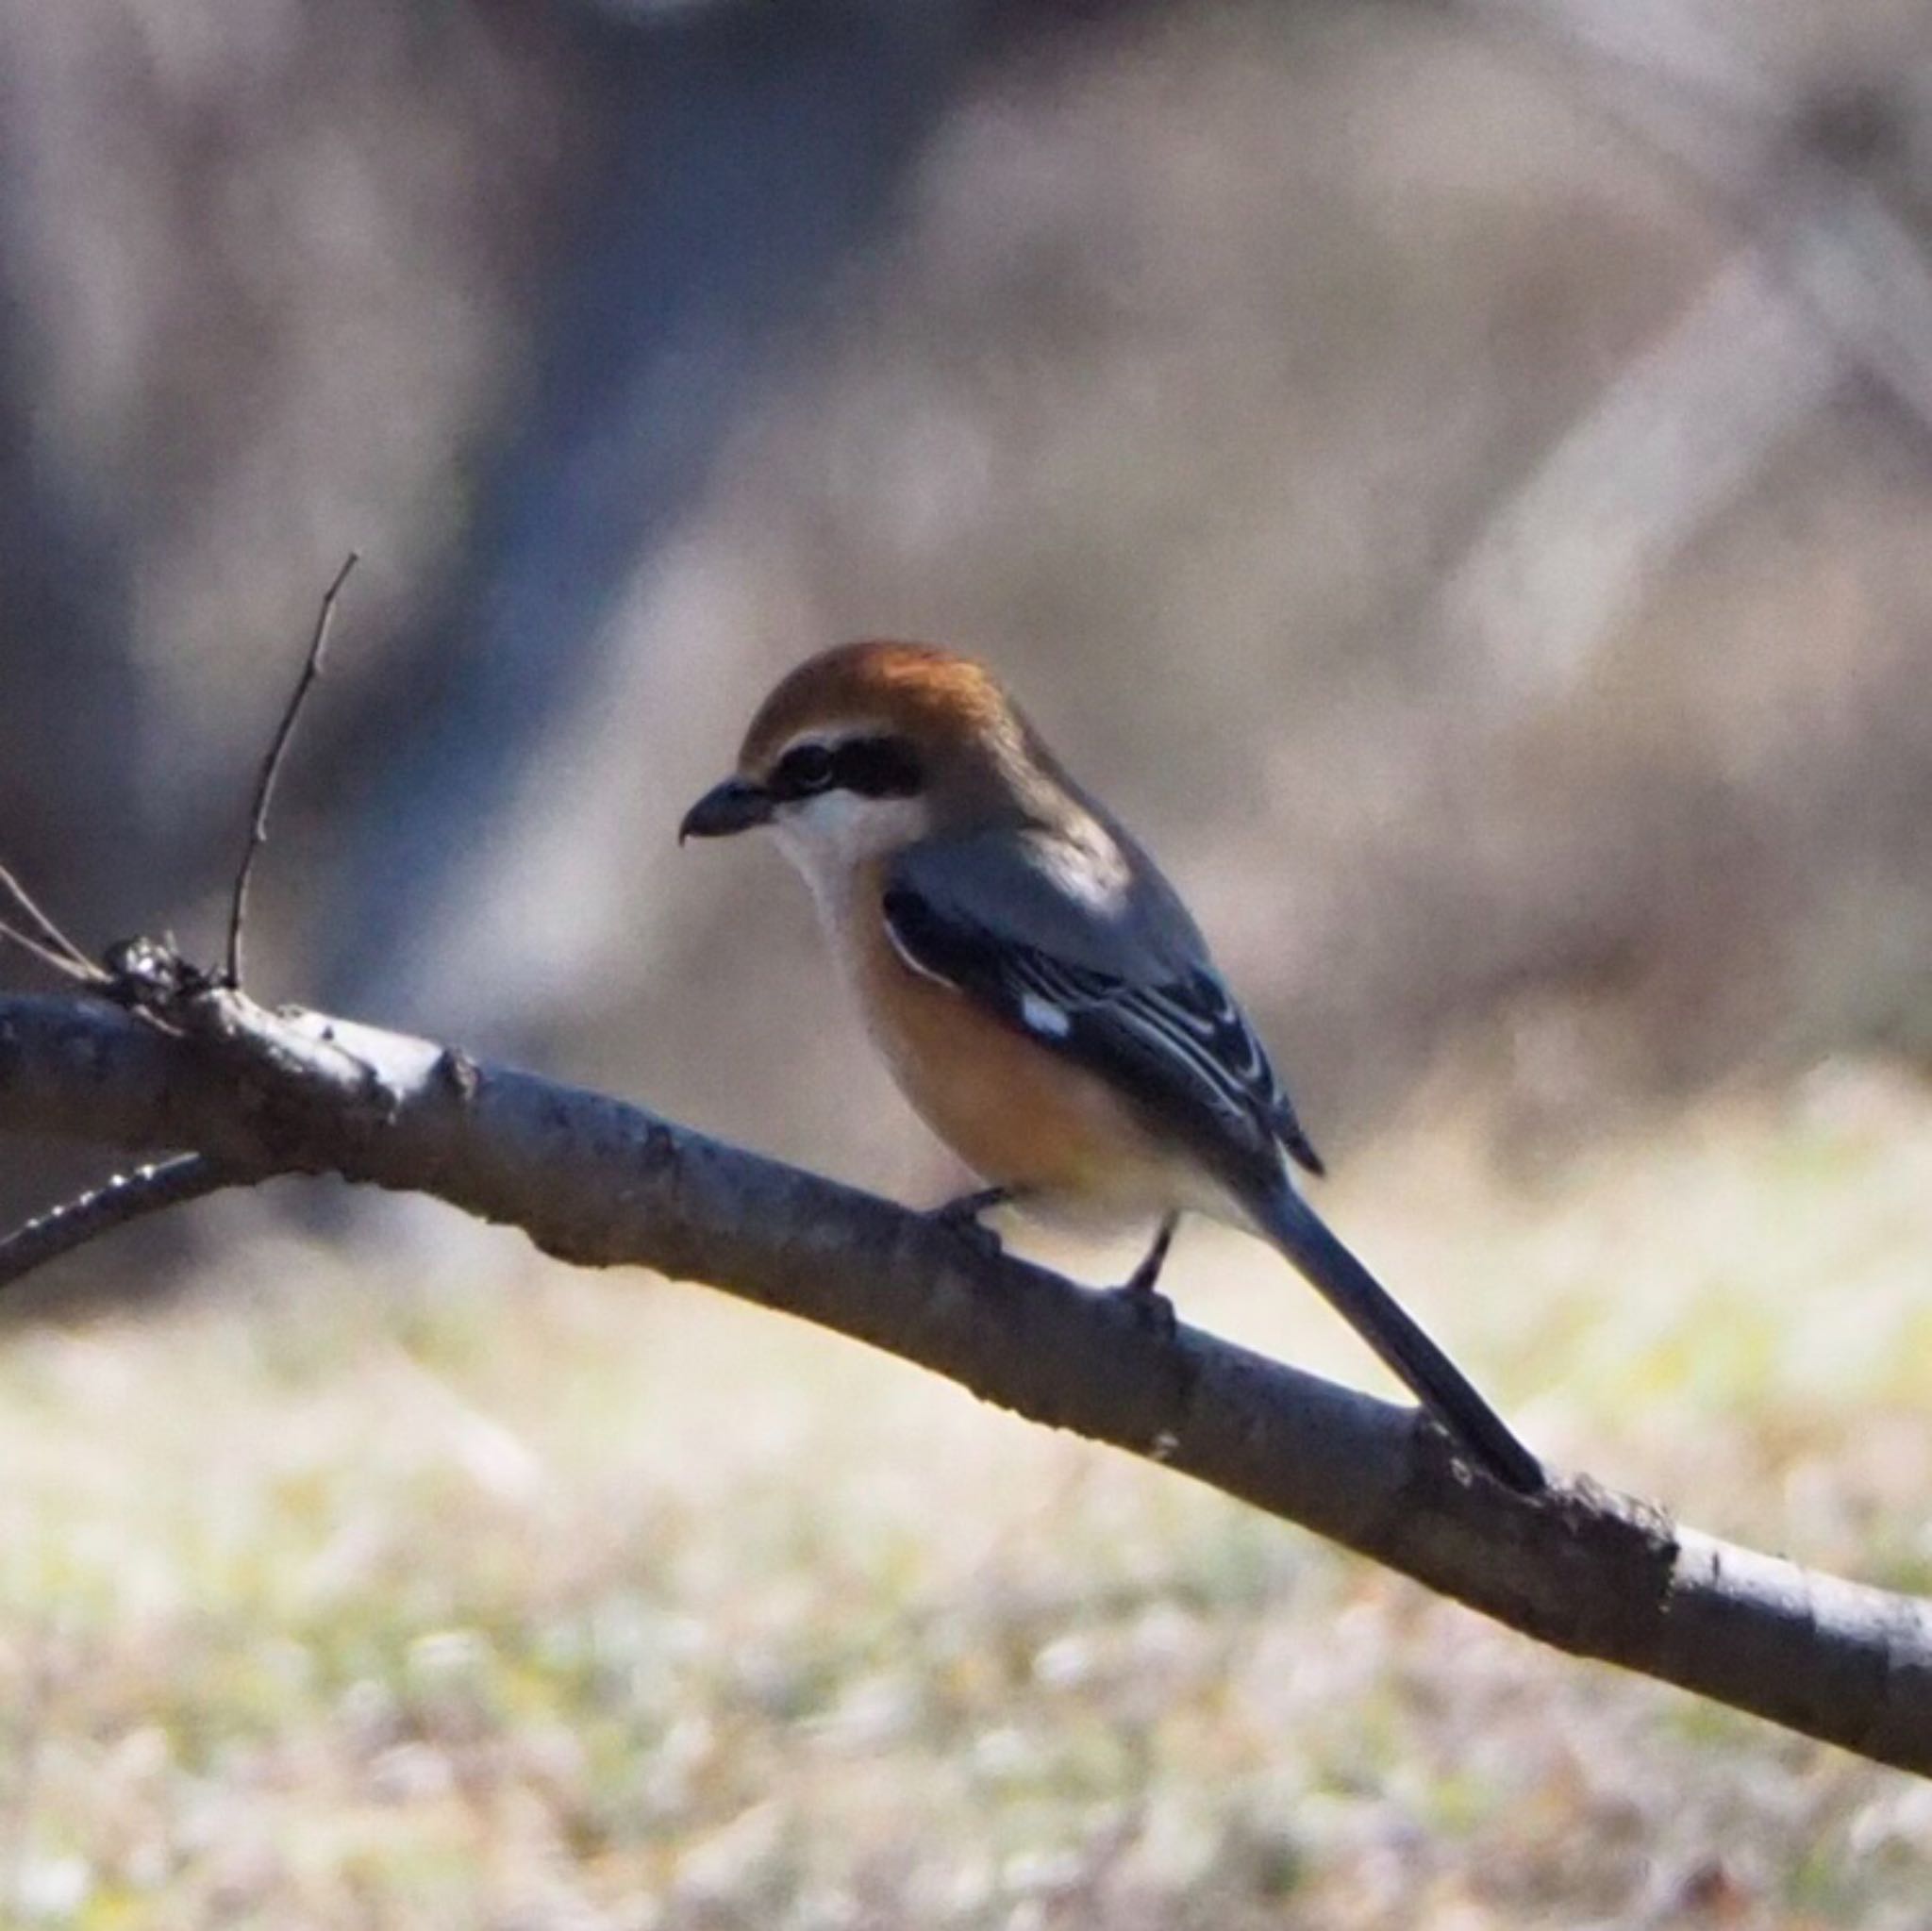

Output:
xmin=0 ymin=1155 xmax=251 ymax=1293
xmin=0 ymin=864 xmax=105 ymax=985
xmin=0 ymin=920 xmax=95 ymax=983
xmin=224 ymin=551 xmax=359 ymax=990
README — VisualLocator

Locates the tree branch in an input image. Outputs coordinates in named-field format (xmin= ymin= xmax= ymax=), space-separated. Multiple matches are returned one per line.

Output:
xmin=0 ymin=1153 xmax=253 ymax=1291
xmin=225 ymin=551 xmax=358 ymax=989
xmin=0 ymin=861 xmax=107 ymax=987
xmin=0 ymin=985 xmax=1927 ymax=1775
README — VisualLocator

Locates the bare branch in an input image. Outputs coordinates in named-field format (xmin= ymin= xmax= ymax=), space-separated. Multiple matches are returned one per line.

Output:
xmin=0 ymin=985 xmax=1927 ymax=1775
xmin=0 ymin=1154 xmax=253 ymax=1292
xmin=225 ymin=552 xmax=359 ymax=990
xmin=0 ymin=863 xmax=107 ymax=987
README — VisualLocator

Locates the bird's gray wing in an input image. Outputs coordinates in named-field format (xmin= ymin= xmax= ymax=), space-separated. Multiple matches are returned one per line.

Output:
xmin=882 ymin=829 xmax=1324 ymax=1188
xmin=890 ymin=838 xmax=1541 ymax=1492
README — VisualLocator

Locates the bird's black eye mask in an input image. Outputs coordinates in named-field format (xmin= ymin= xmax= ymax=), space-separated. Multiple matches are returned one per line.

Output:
xmin=770 ymin=734 xmax=924 ymax=803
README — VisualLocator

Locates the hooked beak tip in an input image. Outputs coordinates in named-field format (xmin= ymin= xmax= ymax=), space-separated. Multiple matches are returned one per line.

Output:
xmin=679 ymin=776 xmax=772 ymax=843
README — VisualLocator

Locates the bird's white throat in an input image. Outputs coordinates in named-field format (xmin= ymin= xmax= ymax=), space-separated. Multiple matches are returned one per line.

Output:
xmin=770 ymin=791 xmax=931 ymax=923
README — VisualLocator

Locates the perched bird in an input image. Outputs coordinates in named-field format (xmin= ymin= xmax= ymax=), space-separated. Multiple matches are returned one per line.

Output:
xmin=680 ymin=641 xmax=1543 ymax=1493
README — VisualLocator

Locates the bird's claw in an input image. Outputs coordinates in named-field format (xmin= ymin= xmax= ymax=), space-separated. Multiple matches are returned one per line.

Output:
xmin=1112 ymin=1277 xmax=1177 ymax=1341
xmin=929 ymin=1186 xmax=1011 ymax=1258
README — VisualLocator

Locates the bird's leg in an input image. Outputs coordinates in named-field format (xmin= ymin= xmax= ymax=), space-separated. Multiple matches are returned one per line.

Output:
xmin=933 ymin=1183 xmax=1014 ymax=1224
xmin=929 ymin=1183 xmax=1018 ymax=1257
xmin=1113 ymin=1212 xmax=1180 ymax=1339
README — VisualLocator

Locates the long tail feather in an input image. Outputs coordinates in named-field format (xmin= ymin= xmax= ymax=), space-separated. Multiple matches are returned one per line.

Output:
xmin=1257 ymin=1186 xmax=1544 ymax=1493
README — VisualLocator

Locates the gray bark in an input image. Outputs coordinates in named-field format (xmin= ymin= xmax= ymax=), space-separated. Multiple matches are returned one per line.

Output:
xmin=0 ymin=986 xmax=1927 ymax=1775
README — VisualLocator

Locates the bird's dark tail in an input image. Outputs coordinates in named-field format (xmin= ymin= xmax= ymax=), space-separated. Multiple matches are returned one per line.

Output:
xmin=1257 ymin=1184 xmax=1544 ymax=1493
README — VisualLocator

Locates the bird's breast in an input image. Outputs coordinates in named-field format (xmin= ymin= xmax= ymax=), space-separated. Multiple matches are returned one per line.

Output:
xmin=832 ymin=865 xmax=1189 ymax=1214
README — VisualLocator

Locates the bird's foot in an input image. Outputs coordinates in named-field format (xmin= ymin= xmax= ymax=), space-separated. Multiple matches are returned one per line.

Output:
xmin=1110 ymin=1269 xmax=1178 ymax=1342
xmin=929 ymin=1185 xmax=1013 ymax=1259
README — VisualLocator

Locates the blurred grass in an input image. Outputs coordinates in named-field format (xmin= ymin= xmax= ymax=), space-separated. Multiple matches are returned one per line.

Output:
xmin=2 ymin=1060 xmax=1931 ymax=1927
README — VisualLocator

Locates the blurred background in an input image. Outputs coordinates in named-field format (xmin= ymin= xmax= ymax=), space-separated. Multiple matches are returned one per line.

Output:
xmin=3 ymin=0 xmax=1932 ymax=1923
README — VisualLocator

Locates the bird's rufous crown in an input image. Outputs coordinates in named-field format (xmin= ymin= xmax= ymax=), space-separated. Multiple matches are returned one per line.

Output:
xmin=738 ymin=641 xmax=1014 ymax=774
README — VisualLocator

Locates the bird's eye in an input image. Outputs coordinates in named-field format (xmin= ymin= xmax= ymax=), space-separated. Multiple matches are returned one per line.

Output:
xmin=776 ymin=742 xmax=835 ymax=795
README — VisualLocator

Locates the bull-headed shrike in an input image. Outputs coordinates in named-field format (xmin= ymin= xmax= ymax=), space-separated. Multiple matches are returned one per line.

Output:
xmin=681 ymin=641 xmax=1543 ymax=1493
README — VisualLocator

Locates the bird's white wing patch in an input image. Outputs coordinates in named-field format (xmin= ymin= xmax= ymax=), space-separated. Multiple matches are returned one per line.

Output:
xmin=1019 ymin=990 xmax=1072 ymax=1038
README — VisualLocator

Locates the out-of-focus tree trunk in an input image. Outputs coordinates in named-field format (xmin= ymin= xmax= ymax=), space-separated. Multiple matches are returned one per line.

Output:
xmin=314 ymin=2 xmax=996 ymax=1042
xmin=0 ymin=236 xmax=152 ymax=1230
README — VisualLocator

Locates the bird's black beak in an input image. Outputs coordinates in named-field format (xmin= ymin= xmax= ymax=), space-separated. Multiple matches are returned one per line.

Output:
xmin=679 ymin=775 xmax=773 ymax=842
